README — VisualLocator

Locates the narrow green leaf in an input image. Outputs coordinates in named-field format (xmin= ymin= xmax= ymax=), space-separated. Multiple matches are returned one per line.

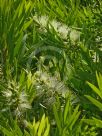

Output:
xmin=85 ymin=95 xmax=102 ymax=111
xmin=70 ymin=111 xmax=81 ymax=130
xmin=14 ymin=33 xmax=23 ymax=57
xmin=23 ymin=19 xmax=33 ymax=31
xmin=2 ymin=127 xmax=13 ymax=136
xmin=43 ymin=120 xmax=50 ymax=136
xmin=87 ymin=81 xmax=102 ymax=99
xmin=24 ymin=130 xmax=30 ymax=136
xmin=68 ymin=105 xmax=80 ymax=126
xmin=25 ymin=1 xmax=31 ymax=13
xmin=83 ymin=118 xmax=102 ymax=128
xmin=83 ymin=119 xmax=97 ymax=126
xmin=34 ymin=122 xmax=40 ymax=136
xmin=53 ymin=104 xmax=62 ymax=134
xmin=18 ymin=0 xmax=24 ymax=18
xmin=64 ymin=99 xmax=70 ymax=123
xmin=92 ymin=117 xmax=102 ymax=128
xmin=96 ymin=72 xmax=102 ymax=91
xmin=38 ymin=114 xmax=46 ymax=136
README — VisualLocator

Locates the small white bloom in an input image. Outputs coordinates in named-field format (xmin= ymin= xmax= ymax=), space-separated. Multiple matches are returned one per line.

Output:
xmin=38 ymin=15 xmax=48 ymax=27
xmin=58 ymin=25 xmax=69 ymax=39
xmin=35 ymin=71 xmax=42 ymax=77
xmin=40 ymin=72 xmax=48 ymax=83
xmin=36 ymin=85 xmax=41 ymax=89
xmin=3 ymin=90 xmax=12 ymax=97
xmin=19 ymin=103 xmax=31 ymax=109
xmin=50 ymin=20 xmax=60 ymax=31
xmin=70 ymin=30 xmax=80 ymax=44
xmin=19 ymin=92 xmax=27 ymax=102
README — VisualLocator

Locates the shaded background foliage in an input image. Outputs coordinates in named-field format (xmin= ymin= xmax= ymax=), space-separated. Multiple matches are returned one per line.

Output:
xmin=0 ymin=0 xmax=102 ymax=135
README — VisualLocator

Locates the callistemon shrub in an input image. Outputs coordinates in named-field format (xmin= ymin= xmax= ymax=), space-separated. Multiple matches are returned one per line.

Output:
xmin=2 ymin=80 xmax=31 ymax=118
xmin=32 ymin=70 xmax=77 ymax=107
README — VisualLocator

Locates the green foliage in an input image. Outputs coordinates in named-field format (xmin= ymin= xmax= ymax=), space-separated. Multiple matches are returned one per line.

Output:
xmin=0 ymin=0 xmax=102 ymax=135
xmin=53 ymin=94 xmax=81 ymax=136
xmin=1 ymin=114 xmax=50 ymax=136
xmin=26 ymin=114 xmax=50 ymax=136
xmin=85 ymin=72 xmax=102 ymax=111
xmin=83 ymin=72 xmax=102 ymax=134
xmin=52 ymin=93 xmax=97 ymax=136
xmin=0 ymin=95 xmax=97 ymax=136
xmin=0 ymin=0 xmax=34 ymax=77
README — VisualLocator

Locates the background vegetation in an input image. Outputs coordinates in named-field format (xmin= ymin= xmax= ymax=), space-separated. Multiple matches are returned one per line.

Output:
xmin=0 ymin=0 xmax=102 ymax=135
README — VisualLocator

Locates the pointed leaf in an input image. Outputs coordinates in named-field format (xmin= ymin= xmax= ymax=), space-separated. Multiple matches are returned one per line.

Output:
xmin=85 ymin=95 xmax=102 ymax=111
xmin=87 ymin=81 xmax=102 ymax=99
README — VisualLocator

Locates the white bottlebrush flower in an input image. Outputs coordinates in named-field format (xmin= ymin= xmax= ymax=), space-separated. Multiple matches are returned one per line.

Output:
xmin=92 ymin=52 xmax=99 ymax=62
xmin=50 ymin=20 xmax=61 ymax=31
xmin=70 ymin=29 xmax=80 ymax=44
xmin=3 ymin=90 xmax=12 ymax=98
xmin=40 ymin=72 xmax=49 ymax=83
xmin=14 ymin=107 xmax=21 ymax=117
xmin=34 ymin=15 xmax=48 ymax=27
xmin=35 ymin=70 xmax=42 ymax=77
xmin=34 ymin=15 xmax=70 ymax=39
xmin=19 ymin=103 xmax=31 ymax=109
xmin=19 ymin=92 xmax=31 ymax=109
xmin=58 ymin=25 xmax=70 ymax=39
xmin=39 ymin=15 xmax=48 ymax=27
xmin=19 ymin=92 xmax=28 ymax=102
xmin=47 ymin=77 xmax=57 ymax=89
